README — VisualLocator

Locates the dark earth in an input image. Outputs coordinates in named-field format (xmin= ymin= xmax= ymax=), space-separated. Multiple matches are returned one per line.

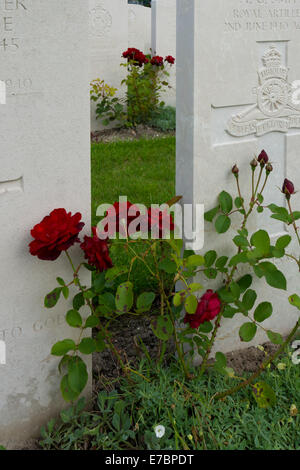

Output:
xmin=91 ymin=124 xmax=175 ymax=143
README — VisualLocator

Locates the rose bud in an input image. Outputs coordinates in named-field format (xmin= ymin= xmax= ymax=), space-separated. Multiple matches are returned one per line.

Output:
xmin=282 ymin=178 xmax=295 ymax=198
xmin=258 ymin=150 xmax=269 ymax=166
xmin=232 ymin=164 xmax=239 ymax=176
xmin=266 ymin=163 xmax=273 ymax=174
xmin=250 ymin=158 xmax=258 ymax=170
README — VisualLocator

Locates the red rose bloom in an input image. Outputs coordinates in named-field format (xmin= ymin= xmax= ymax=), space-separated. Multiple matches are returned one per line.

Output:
xmin=123 ymin=48 xmax=148 ymax=66
xmin=80 ymin=227 xmax=113 ymax=272
xmin=165 ymin=55 xmax=175 ymax=65
xmin=102 ymin=201 xmax=142 ymax=237
xmin=148 ymin=207 xmax=174 ymax=239
xmin=151 ymin=55 xmax=164 ymax=66
xmin=29 ymin=208 xmax=84 ymax=261
xmin=282 ymin=178 xmax=295 ymax=198
xmin=184 ymin=290 xmax=221 ymax=329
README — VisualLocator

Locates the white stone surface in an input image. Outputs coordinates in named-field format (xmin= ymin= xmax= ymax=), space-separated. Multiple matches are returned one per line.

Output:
xmin=177 ymin=0 xmax=300 ymax=357
xmin=89 ymin=0 xmax=128 ymax=132
xmin=0 ymin=0 xmax=91 ymax=447
xmin=128 ymin=4 xmax=151 ymax=54
xmin=152 ymin=0 xmax=176 ymax=107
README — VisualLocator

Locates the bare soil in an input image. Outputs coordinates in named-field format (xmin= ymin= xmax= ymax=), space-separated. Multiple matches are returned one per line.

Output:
xmin=91 ymin=125 xmax=175 ymax=144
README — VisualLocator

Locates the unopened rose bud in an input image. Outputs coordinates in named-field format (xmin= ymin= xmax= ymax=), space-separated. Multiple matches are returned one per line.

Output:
xmin=250 ymin=158 xmax=258 ymax=170
xmin=258 ymin=150 xmax=269 ymax=167
xmin=232 ymin=164 xmax=239 ymax=176
xmin=266 ymin=163 xmax=273 ymax=174
xmin=282 ymin=178 xmax=295 ymax=199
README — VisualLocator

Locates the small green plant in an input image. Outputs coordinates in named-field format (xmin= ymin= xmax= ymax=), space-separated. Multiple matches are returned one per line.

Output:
xmin=39 ymin=351 xmax=300 ymax=450
xmin=90 ymin=78 xmax=125 ymax=127
xmin=149 ymin=106 xmax=176 ymax=131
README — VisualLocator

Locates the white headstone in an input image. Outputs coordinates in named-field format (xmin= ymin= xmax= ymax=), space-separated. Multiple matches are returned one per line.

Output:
xmin=128 ymin=4 xmax=151 ymax=54
xmin=0 ymin=0 xmax=91 ymax=448
xmin=89 ymin=0 xmax=128 ymax=132
xmin=152 ymin=0 xmax=176 ymax=106
xmin=177 ymin=0 xmax=300 ymax=356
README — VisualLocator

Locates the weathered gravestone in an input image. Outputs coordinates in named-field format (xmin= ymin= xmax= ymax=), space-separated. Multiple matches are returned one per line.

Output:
xmin=128 ymin=4 xmax=151 ymax=53
xmin=0 ymin=0 xmax=91 ymax=448
xmin=152 ymin=0 xmax=176 ymax=106
xmin=177 ymin=0 xmax=300 ymax=356
xmin=89 ymin=0 xmax=128 ymax=132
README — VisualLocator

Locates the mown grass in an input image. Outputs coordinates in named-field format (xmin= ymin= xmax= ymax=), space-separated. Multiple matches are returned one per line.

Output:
xmin=91 ymin=137 xmax=176 ymax=226
xmin=91 ymin=137 xmax=176 ymax=294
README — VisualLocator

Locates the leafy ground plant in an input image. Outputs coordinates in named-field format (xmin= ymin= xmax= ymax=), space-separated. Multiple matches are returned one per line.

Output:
xmin=38 ymin=350 xmax=299 ymax=450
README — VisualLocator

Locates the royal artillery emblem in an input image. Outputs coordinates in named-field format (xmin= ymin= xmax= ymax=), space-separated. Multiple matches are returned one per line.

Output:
xmin=227 ymin=45 xmax=300 ymax=137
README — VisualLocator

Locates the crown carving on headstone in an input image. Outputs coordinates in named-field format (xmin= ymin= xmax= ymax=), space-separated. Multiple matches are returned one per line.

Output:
xmin=259 ymin=45 xmax=288 ymax=84
xmin=262 ymin=45 xmax=282 ymax=67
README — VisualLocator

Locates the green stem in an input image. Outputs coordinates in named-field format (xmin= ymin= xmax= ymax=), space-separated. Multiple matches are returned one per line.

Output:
xmin=287 ymin=198 xmax=300 ymax=247
xmin=65 ymin=251 xmax=128 ymax=373
xmin=198 ymin=307 xmax=223 ymax=378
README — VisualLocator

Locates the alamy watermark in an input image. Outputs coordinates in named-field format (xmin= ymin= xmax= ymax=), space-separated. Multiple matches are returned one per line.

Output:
xmin=96 ymin=196 xmax=205 ymax=251
xmin=291 ymin=340 xmax=300 ymax=365
xmin=0 ymin=80 xmax=6 ymax=105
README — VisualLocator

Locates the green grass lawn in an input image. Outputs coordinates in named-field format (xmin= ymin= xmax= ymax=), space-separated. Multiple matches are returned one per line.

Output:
xmin=91 ymin=137 xmax=176 ymax=226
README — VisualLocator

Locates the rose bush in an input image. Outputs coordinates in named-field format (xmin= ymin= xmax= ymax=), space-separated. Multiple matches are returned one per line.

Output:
xmin=30 ymin=151 xmax=300 ymax=407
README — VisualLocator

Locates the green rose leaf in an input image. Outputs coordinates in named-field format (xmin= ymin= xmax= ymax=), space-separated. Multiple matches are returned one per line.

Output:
xmin=216 ymin=256 xmax=228 ymax=269
xmin=237 ymin=274 xmax=253 ymax=293
xmin=115 ymin=282 xmax=134 ymax=313
xmin=93 ymin=272 xmax=106 ymax=293
xmin=239 ymin=322 xmax=257 ymax=342
xmin=136 ymin=292 xmax=156 ymax=313
xmin=185 ymin=295 xmax=198 ymax=315
xmin=78 ymin=338 xmax=97 ymax=354
xmin=267 ymin=330 xmax=283 ymax=345
xmin=51 ymin=339 xmax=76 ymax=356
xmin=73 ymin=292 xmax=85 ymax=311
xmin=215 ymin=215 xmax=231 ymax=234
xmin=252 ymin=381 xmax=276 ymax=408
xmin=204 ymin=206 xmax=219 ymax=222
xmin=219 ymin=191 xmax=233 ymax=214
xmin=158 ymin=260 xmax=177 ymax=274
xmin=289 ymin=294 xmax=300 ymax=310
xmin=276 ymin=235 xmax=292 ymax=250
xmin=84 ymin=315 xmax=100 ymax=328
xmin=198 ymin=321 xmax=213 ymax=333
xmin=187 ymin=255 xmax=205 ymax=267
xmin=254 ymin=302 xmax=272 ymax=322
xmin=105 ymin=266 xmax=128 ymax=282
xmin=45 ymin=288 xmax=62 ymax=309
xmin=66 ymin=310 xmax=82 ymax=328
xmin=242 ymin=289 xmax=257 ymax=311
xmin=60 ymin=375 xmax=79 ymax=403
xmin=151 ymin=316 xmax=173 ymax=341
xmin=204 ymin=250 xmax=217 ymax=267
xmin=250 ymin=230 xmax=270 ymax=256
xmin=67 ymin=357 xmax=88 ymax=394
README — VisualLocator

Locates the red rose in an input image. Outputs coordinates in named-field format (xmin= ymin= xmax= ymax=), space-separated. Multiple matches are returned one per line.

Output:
xmin=282 ymin=178 xmax=295 ymax=198
xmin=29 ymin=208 xmax=84 ymax=261
xmin=258 ymin=149 xmax=269 ymax=166
xmin=80 ymin=227 xmax=113 ymax=272
xmin=184 ymin=290 xmax=221 ymax=329
xmin=102 ymin=201 xmax=142 ymax=237
xmin=151 ymin=55 xmax=164 ymax=66
xmin=165 ymin=55 xmax=175 ymax=65
xmin=122 ymin=48 xmax=148 ymax=66
xmin=148 ymin=207 xmax=174 ymax=239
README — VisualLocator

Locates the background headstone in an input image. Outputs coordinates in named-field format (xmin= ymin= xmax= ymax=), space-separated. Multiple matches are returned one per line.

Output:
xmin=177 ymin=0 xmax=300 ymax=356
xmin=0 ymin=0 xmax=91 ymax=448
xmin=89 ymin=0 xmax=128 ymax=132
xmin=128 ymin=4 xmax=151 ymax=53
xmin=152 ymin=0 xmax=176 ymax=106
